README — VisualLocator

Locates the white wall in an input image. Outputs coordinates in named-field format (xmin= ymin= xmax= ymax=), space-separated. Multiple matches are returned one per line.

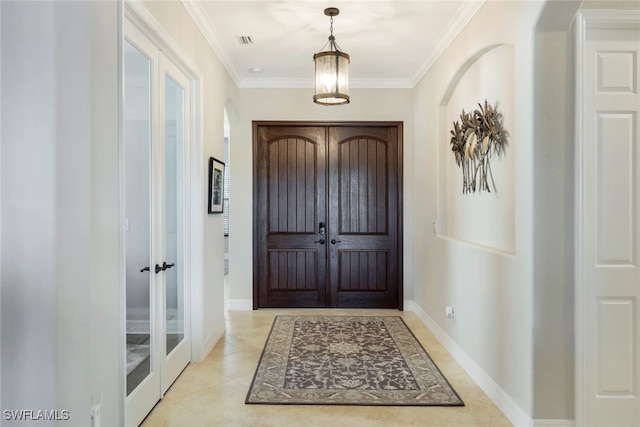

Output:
xmin=228 ymin=88 xmax=416 ymax=306
xmin=1 ymin=2 xmax=59 ymax=423
xmin=89 ymin=1 xmax=122 ymax=423
xmin=441 ymin=44 xmax=516 ymax=254
xmin=533 ymin=0 xmax=581 ymax=420
xmin=1 ymin=1 xmax=121 ymax=425
xmin=533 ymin=27 xmax=575 ymax=421
xmin=412 ymin=0 xmax=547 ymax=421
xmin=582 ymin=0 xmax=640 ymax=10
xmin=1 ymin=0 xmax=3 ymax=411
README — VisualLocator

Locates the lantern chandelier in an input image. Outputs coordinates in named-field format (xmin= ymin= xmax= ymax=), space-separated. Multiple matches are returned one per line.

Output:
xmin=313 ymin=7 xmax=350 ymax=105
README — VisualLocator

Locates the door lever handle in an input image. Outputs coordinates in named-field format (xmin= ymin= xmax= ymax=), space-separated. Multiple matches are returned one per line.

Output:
xmin=314 ymin=239 xmax=325 ymax=244
xmin=146 ymin=262 xmax=175 ymax=274
xmin=330 ymin=239 xmax=341 ymax=245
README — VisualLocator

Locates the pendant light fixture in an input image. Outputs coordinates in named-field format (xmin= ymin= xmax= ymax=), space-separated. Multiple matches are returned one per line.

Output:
xmin=313 ymin=7 xmax=350 ymax=105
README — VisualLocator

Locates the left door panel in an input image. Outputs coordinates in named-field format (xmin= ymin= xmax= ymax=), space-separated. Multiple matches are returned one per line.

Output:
xmin=254 ymin=125 xmax=328 ymax=308
xmin=124 ymin=24 xmax=160 ymax=427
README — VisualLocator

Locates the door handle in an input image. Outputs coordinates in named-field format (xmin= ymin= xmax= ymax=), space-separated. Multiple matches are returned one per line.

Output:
xmin=142 ymin=265 xmax=167 ymax=273
xmin=330 ymin=239 xmax=341 ymax=245
xmin=314 ymin=239 xmax=325 ymax=244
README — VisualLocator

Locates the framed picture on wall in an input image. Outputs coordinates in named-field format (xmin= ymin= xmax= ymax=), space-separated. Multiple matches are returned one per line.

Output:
xmin=208 ymin=157 xmax=225 ymax=214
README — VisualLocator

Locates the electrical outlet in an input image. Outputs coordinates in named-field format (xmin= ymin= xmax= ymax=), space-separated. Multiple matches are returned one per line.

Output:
xmin=445 ymin=306 xmax=455 ymax=319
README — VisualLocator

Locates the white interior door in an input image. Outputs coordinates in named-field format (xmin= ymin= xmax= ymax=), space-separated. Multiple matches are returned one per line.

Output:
xmin=578 ymin=11 xmax=640 ymax=427
xmin=124 ymin=20 xmax=192 ymax=427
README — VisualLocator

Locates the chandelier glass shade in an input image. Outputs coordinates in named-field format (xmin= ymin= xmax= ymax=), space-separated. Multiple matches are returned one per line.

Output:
xmin=313 ymin=8 xmax=350 ymax=105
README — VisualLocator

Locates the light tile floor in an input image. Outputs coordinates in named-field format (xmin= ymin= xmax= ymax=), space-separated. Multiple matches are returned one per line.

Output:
xmin=141 ymin=308 xmax=513 ymax=427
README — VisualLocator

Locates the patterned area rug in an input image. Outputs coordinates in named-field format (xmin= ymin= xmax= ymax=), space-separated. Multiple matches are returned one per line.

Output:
xmin=245 ymin=315 xmax=464 ymax=406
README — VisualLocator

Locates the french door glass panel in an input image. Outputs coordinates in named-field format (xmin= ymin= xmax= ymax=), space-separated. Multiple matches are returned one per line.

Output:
xmin=164 ymin=74 xmax=185 ymax=356
xmin=158 ymin=58 xmax=192 ymax=394
xmin=124 ymin=38 xmax=154 ymax=397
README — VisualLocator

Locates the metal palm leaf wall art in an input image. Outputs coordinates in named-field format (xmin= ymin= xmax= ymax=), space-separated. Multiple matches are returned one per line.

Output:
xmin=449 ymin=100 xmax=509 ymax=194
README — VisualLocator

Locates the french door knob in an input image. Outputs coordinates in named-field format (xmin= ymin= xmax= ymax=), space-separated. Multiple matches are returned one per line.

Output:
xmin=162 ymin=262 xmax=175 ymax=270
xmin=140 ymin=266 xmax=150 ymax=273
xmin=330 ymin=239 xmax=341 ymax=245
xmin=314 ymin=239 xmax=325 ymax=244
xmin=154 ymin=264 xmax=163 ymax=274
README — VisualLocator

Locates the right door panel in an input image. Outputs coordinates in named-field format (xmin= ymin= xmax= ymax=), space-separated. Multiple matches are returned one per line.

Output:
xmin=328 ymin=126 xmax=401 ymax=308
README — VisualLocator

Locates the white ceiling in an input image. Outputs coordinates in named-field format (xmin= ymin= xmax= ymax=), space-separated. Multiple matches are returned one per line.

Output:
xmin=182 ymin=0 xmax=485 ymax=89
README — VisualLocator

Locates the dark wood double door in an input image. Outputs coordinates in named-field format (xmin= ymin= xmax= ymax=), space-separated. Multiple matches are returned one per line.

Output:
xmin=253 ymin=121 xmax=403 ymax=309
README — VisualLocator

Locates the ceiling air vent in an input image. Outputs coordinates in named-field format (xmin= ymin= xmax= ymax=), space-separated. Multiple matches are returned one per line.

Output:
xmin=236 ymin=35 xmax=254 ymax=45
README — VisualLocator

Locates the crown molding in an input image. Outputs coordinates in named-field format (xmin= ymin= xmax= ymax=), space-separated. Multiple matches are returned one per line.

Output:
xmin=410 ymin=0 xmax=485 ymax=87
xmin=181 ymin=0 xmax=241 ymax=86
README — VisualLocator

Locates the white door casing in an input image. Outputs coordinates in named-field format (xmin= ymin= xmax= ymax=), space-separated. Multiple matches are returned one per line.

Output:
xmin=576 ymin=10 xmax=640 ymax=427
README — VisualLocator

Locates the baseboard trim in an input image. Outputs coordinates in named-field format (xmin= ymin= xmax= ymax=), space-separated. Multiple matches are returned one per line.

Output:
xmin=200 ymin=325 xmax=225 ymax=361
xmin=532 ymin=420 xmax=575 ymax=427
xmin=404 ymin=300 xmax=420 ymax=312
xmin=406 ymin=300 xmax=531 ymax=427
xmin=226 ymin=299 xmax=253 ymax=311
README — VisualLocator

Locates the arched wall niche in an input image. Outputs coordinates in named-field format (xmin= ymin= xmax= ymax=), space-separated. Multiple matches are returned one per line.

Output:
xmin=437 ymin=43 xmax=516 ymax=254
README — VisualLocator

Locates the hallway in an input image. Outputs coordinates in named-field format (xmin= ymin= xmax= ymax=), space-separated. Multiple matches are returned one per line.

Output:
xmin=141 ymin=309 xmax=512 ymax=426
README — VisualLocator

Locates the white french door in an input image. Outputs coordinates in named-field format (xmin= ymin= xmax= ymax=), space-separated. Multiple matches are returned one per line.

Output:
xmin=123 ymin=20 xmax=192 ymax=427
xmin=577 ymin=11 xmax=640 ymax=427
